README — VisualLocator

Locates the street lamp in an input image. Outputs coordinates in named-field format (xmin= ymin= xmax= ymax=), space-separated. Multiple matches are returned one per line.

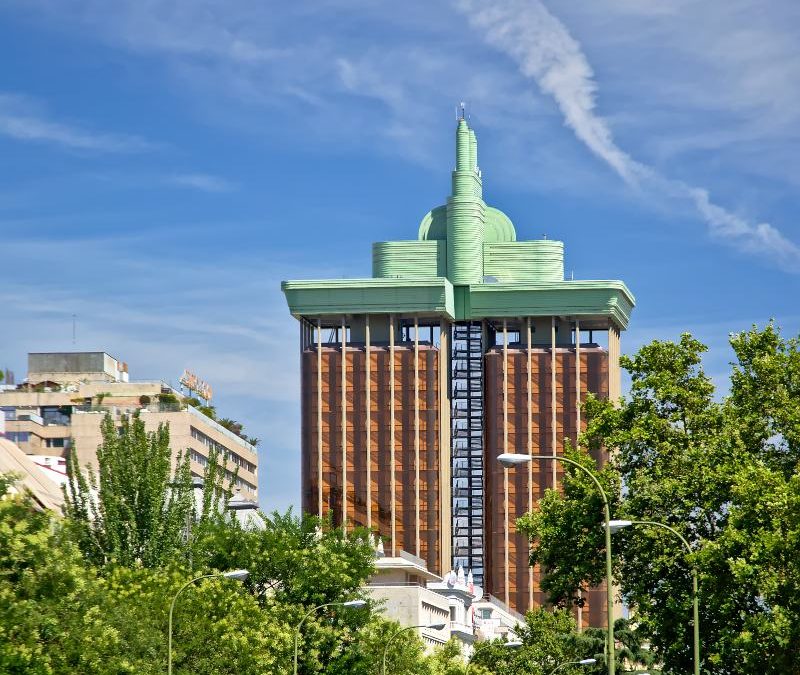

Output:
xmin=293 ymin=599 xmax=367 ymax=675
xmin=548 ymin=657 xmax=598 ymax=674
xmin=465 ymin=639 xmax=522 ymax=674
xmin=548 ymin=657 xmax=597 ymax=674
xmin=168 ymin=569 xmax=249 ymax=675
xmin=497 ymin=453 xmax=617 ymax=675
xmin=381 ymin=623 xmax=447 ymax=675
xmin=607 ymin=519 xmax=700 ymax=675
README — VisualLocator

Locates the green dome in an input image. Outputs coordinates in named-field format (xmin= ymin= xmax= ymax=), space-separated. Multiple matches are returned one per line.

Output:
xmin=418 ymin=119 xmax=516 ymax=274
xmin=419 ymin=205 xmax=515 ymax=243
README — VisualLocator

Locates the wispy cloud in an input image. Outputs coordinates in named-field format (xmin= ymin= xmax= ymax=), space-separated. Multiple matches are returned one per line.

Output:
xmin=166 ymin=173 xmax=235 ymax=192
xmin=0 ymin=93 xmax=156 ymax=153
xmin=0 ymin=231 xmax=327 ymax=511
xmin=458 ymin=0 xmax=800 ymax=272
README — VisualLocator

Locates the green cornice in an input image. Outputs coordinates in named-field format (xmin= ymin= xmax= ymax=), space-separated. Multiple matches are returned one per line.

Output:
xmin=281 ymin=277 xmax=634 ymax=329
xmin=282 ymin=117 xmax=636 ymax=330
xmin=467 ymin=280 xmax=635 ymax=329
xmin=281 ymin=277 xmax=455 ymax=319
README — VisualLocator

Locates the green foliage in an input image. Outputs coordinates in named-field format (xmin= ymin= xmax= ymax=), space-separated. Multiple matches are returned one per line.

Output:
xmin=517 ymin=324 xmax=800 ymax=674
xmin=468 ymin=608 xmax=593 ymax=675
xmin=217 ymin=417 xmax=259 ymax=445
xmin=1 ymin=467 xmax=491 ymax=674
xmin=157 ymin=392 xmax=181 ymax=410
xmin=192 ymin=512 xmax=378 ymax=673
xmin=0 ymin=481 xmax=293 ymax=674
xmin=218 ymin=417 xmax=243 ymax=436
xmin=182 ymin=396 xmax=217 ymax=422
xmin=0 ymin=472 xmax=16 ymax=496
xmin=198 ymin=404 xmax=217 ymax=419
xmin=139 ymin=394 xmax=151 ymax=406
xmin=64 ymin=413 xmax=197 ymax=567
xmin=517 ymin=443 xmax=621 ymax=605
xmin=576 ymin=618 xmax=659 ymax=674
xmin=426 ymin=639 xmax=469 ymax=675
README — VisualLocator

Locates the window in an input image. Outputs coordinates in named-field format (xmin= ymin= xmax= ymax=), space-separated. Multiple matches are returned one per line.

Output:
xmin=41 ymin=406 xmax=71 ymax=426
xmin=7 ymin=432 xmax=30 ymax=444
xmin=190 ymin=450 xmax=209 ymax=468
xmin=190 ymin=427 xmax=256 ymax=473
xmin=189 ymin=442 xmax=257 ymax=493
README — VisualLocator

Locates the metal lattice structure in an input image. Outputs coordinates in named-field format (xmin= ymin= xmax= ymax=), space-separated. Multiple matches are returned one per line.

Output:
xmin=451 ymin=322 xmax=485 ymax=585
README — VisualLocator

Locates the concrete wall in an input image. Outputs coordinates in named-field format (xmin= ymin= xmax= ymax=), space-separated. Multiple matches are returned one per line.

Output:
xmin=367 ymin=585 xmax=451 ymax=647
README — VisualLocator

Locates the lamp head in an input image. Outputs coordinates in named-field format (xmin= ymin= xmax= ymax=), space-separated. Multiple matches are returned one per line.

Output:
xmin=342 ymin=599 xmax=367 ymax=609
xmin=427 ymin=622 xmax=447 ymax=630
xmin=505 ymin=640 xmax=523 ymax=648
xmin=579 ymin=659 xmax=597 ymax=665
xmin=607 ymin=519 xmax=633 ymax=533
xmin=222 ymin=569 xmax=249 ymax=582
xmin=497 ymin=453 xmax=532 ymax=468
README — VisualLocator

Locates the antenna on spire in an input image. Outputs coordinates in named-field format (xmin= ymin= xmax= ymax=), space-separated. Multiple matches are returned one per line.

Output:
xmin=459 ymin=101 xmax=466 ymax=120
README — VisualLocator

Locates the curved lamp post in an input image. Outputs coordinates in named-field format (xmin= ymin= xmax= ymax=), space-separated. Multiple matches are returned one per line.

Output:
xmin=168 ymin=569 xmax=249 ymax=675
xmin=550 ymin=659 xmax=597 ymax=675
xmin=465 ymin=639 xmax=522 ymax=674
xmin=498 ymin=453 xmax=617 ymax=675
xmin=548 ymin=657 xmax=597 ymax=674
xmin=381 ymin=622 xmax=446 ymax=675
xmin=609 ymin=519 xmax=700 ymax=675
xmin=293 ymin=599 xmax=367 ymax=675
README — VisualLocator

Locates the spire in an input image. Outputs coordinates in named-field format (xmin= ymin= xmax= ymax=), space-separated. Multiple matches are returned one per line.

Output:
xmin=447 ymin=114 xmax=486 ymax=284
xmin=469 ymin=129 xmax=478 ymax=171
xmin=455 ymin=118 xmax=472 ymax=173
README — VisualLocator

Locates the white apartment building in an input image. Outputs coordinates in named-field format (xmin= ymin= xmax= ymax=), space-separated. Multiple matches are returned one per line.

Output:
xmin=0 ymin=352 xmax=259 ymax=499
xmin=365 ymin=547 xmax=522 ymax=658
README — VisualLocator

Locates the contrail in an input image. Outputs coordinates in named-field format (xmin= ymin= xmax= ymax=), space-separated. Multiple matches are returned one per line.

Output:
xmin=458 ymin=0 xmax=800 ymax=272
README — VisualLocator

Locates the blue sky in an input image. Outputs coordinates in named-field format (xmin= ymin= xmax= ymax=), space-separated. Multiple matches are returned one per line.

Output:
xmin=2 ymin=0 xmax=799 ymax=511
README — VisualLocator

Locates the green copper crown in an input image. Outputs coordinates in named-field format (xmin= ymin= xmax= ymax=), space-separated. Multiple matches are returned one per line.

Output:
xmin=374 ymin=118 xmax=563 ymax=285
xmin=283 ymin=115 xmax=635 ymax=327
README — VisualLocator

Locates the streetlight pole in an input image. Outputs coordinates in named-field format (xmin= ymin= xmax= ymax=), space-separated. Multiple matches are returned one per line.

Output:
xmin=168 ymin=569 xmax=249 ymax=675
xmin=548 ymin=658 xmax=597 ymax=674
xmin=293 ymin=599 xmax=367 ymax=675
xmin=498 ymin=453 xmax=617 ymax=675
xmin=381 ymin=623 xmax=446 ymax=675
xmin=464 ymin=639 xmax=522 ymax=674
xmin=608 ymin=519 xmax=700 ymax=675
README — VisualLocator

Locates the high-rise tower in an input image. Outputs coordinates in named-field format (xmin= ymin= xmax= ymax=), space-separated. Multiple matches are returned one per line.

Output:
xmin=283 ymin=116 xmax=635 ymax=622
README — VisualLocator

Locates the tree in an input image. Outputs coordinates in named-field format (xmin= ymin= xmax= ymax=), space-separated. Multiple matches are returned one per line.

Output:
xmin=427 ymin=639 xmax=470 ymax=675
xmin=517 ymin=443 xmax=621 ymax=607
xmin=192 ymin=510 xmax=380 ymax=673
xmin=576 ymin=618 xmax=660 ymax=674
xmin=468 ymin=608 xmax=591 ymax=675
xmin=516 ymin=325 xmax=800 ymax=674
xmin=0 ymin=476 xmax=294 ymax=674
xmin=64 ymin=412 xmax=216 ymax=568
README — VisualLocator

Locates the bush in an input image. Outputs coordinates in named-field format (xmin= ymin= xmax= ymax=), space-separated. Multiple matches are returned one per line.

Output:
xmin=157 ymin=392 xmax=180 ymax=410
